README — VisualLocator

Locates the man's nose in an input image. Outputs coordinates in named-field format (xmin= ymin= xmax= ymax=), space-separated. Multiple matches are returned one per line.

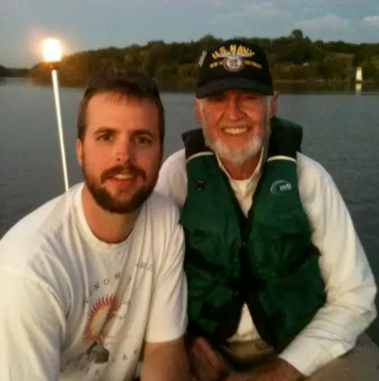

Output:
xmin=224 ymin=97 xmax=244 ymax=121
xmin=113 ymin=138 xmax=133 ymax=163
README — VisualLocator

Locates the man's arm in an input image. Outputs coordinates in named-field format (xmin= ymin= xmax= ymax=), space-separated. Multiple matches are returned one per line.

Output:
xmin=186 ymin=337 xmax=303 ymax=381
xmin=141 ymin=202 xmax=189 ymax=380
xmin=0 ymin=270 xmax=64 ymax=380
xmin=141 ymin=337 xmax=190 ymax=381
xmin=276 ymin=160 xmax=377 ymax=377
xmin=224 ymin=358 xmax=304 ymax=381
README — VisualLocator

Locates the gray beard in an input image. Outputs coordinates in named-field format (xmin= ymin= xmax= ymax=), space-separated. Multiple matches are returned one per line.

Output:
xmin=202 ymin=117 xmax=271 ymax=166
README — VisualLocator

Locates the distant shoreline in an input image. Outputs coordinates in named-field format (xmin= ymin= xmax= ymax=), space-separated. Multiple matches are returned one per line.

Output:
xmin=3 ymin=77 xmax=379 ymax=94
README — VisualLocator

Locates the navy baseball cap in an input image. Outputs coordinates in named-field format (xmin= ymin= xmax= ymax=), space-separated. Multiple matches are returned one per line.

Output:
xmin=195 ymin=39 xmax=274 ymax=98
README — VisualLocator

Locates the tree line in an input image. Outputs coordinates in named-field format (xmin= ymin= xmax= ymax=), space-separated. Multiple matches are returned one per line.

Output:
xmin=0 ymin=65 xmax=29 ymax=78
xmin=7 ymin=31 xmax=379 ymax=88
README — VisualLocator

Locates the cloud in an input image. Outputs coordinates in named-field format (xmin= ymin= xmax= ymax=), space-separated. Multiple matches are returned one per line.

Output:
xmin=296 ymin=13 xmax=379 ymax=35
xmin=245 ymin=2 xmax=291 ymax=18
xmin=297 ymin=14 xmax=351 ymax=31
xmin=293 ymin=13 xmax=379 ymax=42
xmin=364 ymin=16 xmax=379 ymax=22
xmin=363 ymin=15 xmax=379 ymax=27
xmin=212 ymin=2 xmax=291 ymax=25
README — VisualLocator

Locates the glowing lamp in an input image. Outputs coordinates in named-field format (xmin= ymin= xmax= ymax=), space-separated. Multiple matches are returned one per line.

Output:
xmin=42 ymin=38 xmax=62 ymax=63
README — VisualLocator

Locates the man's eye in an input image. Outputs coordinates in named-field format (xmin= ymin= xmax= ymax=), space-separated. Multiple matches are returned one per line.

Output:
xmin=136 ymin=136 xmax=151 ymax=145
xmin=209 ymin=95 xmax=224 ymax=102
xmin=242 ymin=93 xmax=258 ymax=100
xmin=98 ymin=133 xmax=112 ymax=141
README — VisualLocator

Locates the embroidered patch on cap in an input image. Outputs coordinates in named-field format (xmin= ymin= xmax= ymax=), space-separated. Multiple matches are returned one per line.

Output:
xmin=209 ymin=44 xmax=262 ymax=72
xmin=195 ymin=39 xmax=274 ymax=98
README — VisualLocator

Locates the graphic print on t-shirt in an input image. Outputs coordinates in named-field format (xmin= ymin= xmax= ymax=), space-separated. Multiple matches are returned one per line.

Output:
xmin=60 ymin=273 xmax=136 ymax=379
xmin=84 ymin=294 xmax=120 ymax=345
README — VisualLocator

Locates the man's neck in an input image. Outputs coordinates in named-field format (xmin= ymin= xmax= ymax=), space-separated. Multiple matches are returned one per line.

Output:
xmin=219 ymin=151 xmax=262 ymax=180
xmin=82 ymin=186 xmax=140 ymax=244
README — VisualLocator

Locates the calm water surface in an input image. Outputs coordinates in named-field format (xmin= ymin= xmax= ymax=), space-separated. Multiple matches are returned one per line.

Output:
xmin=1 ymin=78 xmax=378 ymax=343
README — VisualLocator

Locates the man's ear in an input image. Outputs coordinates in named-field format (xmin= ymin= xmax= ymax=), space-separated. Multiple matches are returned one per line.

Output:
xmin=270 ymin=91 xmax=279 ymax=117
xmin=76 ymin=139 xmax=83 ymax=168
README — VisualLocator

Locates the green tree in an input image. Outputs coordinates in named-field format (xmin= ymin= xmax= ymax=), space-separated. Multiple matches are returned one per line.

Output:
xmin=291 ymin=29 xmax=304 ymax=40
xmin=362 ymin=62 xmax=378 ymax=80
xmin=0 ymin=65 xmax=8 ymax=77
xmin=27 ymin=31 xmax=379 ymax=88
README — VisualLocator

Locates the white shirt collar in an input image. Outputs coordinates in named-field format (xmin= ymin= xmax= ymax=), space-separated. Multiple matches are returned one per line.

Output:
xmin=216 ymin=145 xmax=266 ymax=183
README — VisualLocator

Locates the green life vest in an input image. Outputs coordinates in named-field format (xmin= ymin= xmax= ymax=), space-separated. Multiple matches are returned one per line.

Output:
xmin=180 ymin=117 xmax=326 ymax=352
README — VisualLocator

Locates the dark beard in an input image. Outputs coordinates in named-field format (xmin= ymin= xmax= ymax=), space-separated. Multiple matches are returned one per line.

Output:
xmin=83 ymin=163 xmax=158 ymax=214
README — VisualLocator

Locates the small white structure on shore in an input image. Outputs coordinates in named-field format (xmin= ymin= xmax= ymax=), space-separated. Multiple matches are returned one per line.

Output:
xmin=356 ymin=67 xmax=363 ymax=83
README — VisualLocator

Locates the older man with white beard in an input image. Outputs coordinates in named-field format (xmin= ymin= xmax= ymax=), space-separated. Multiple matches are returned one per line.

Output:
xmin=156 ymin=40 xmax=377 ymax=381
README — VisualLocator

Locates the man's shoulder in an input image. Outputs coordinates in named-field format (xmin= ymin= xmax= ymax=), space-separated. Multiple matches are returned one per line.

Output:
xmin=156 ymin=150 xmax=188 ymax=207
xmin=0 ymin=196 xmax=62 ymax=250
xmin=297 ymin=152 xmax=334 ymax=203
xmin=139 ymin=192 xmax=184 ymax=266
xmin=162 ymin=149 xmax=186 ymax=172
xmin=0 ymin=185 xmax=81 ymax=269
xmin=297 ymin=153 xmax=332 ymax=180
xmin=146 ymin=191 xmax=181 ymax=222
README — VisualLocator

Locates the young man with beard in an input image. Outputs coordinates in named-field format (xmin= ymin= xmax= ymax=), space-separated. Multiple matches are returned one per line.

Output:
xmin=156 ymin=40 xmax=377 ymax=380
xmin=0 ymin=70 xmax=190 ymax=381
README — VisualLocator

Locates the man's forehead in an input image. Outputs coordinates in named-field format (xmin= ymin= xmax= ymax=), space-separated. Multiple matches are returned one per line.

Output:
xmin=88 ymin=91 xmax=150 ymax=106
xmin=85 ymin=92 xmax=159 ymax=128
xmin=205 ymin=88 xmax=266 ymax=97
xmin=86 ymin=92 xmax=158 ymax=120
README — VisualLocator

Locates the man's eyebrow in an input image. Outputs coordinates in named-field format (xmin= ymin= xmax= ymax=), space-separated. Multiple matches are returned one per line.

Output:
xmin=92 ymin=127 xmax=158 ymax=138
xmin=132 ymin=129 xmax=157 ymax=138
xmin=93 ymin=127 xmax=116 ymax=134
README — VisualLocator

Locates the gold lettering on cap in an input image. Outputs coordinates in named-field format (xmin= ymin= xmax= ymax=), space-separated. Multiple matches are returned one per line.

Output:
xmin=210 ymin=45 xmax=258 ymax=71
xmin=245 ymin=60 xmax=262 ymax=69
xmin=230 ymin=45 xmax=237 ymax=54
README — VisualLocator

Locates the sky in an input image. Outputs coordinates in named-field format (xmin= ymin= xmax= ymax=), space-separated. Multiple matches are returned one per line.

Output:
xmin=1 ymin=0 xmax=379 ymax=68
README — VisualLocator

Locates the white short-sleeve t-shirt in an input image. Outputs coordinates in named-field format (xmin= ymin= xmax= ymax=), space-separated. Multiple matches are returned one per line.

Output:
xmin=0 ymin=183 xmax=187 ymax=381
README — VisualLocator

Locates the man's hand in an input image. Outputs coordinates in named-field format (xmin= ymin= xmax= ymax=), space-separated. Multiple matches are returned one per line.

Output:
xmin=223 ymin=358 xmax=305 ymax=381
xmin=188 ymin=336 xmax=226 ymax=381
xmin=141 ymin=337 xmax=190 ymax=381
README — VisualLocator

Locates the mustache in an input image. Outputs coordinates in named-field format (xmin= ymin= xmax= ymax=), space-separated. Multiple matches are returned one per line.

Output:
xmin=100 ymin=164 xmax=146 ymax=183
xmin=218 ymin=122 xmax=254 ymax=129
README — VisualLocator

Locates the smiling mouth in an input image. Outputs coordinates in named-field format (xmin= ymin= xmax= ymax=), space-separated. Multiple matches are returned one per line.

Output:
xmin=222 ymin=127 xmax=249 ymax=136
xmin=111 ymin=173 xmax=135 ymax=180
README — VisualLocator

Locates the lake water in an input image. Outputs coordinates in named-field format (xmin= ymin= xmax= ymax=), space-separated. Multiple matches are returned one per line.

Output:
xmin=1 ymin=78 xmax=378 ymax=344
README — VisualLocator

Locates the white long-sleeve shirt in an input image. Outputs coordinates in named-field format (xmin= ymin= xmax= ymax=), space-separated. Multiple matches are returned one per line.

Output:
xmin=156 ymin=149 xmax=377 ymax=377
